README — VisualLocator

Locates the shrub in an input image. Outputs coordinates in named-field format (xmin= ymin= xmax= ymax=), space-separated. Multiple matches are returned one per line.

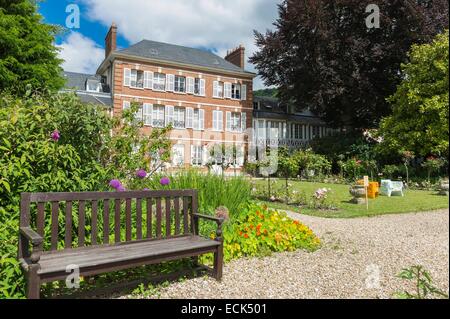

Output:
xmin=221 ymin=203 xmax=320 ymax=261
xmin=292 ymin=149 xmax=331 ymax=178
xmin=0 ymin=92 xmax=172 ymax=299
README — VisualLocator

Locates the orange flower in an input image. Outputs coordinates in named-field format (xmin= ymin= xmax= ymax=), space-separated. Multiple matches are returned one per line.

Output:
xmin=256 ymin=224 xmax=262 ymax=231
xmin=239 ymin=231 xmax=243 ymax=236
xmin=244 ymin=234 xmax=249 ymax=239
xmin=249 ymin=225 xmax=254 ymax=230
xmin=264 ymin=229 xmax=268 ymax=235
xmin=256 ymin=231 xmax=261 ymax=236
xmin=293 ymin=220 xmax=300 ymax=226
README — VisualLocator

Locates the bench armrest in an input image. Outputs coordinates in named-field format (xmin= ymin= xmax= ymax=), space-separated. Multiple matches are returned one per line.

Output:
xmin=20 ymin=227 xmax=44 ymax=246
xmin=193 ymin=213 xmax=224 ymax=224
xmin=192 ymin=213 xmax=224 ymax=242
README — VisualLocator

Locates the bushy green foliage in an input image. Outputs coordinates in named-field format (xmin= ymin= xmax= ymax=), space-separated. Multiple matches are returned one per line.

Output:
xmin=0 ymin=92 xmax=171 ymax=298
xmin=378 ymin=31 xmax=449 ymax=158
xmin=292 ymin=149 xmax=331 ymax=177
xmin=222 ymin=203 xmax=320 ymax=261
xmin=0 ymin=0 xmax=65 ymax=94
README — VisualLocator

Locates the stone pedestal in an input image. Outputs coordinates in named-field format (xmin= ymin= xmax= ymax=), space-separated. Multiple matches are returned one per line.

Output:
xmin=350 ymin=185 xmax=367 ymax=204
xmin=439 ymin=181 xmax=449 ymax=196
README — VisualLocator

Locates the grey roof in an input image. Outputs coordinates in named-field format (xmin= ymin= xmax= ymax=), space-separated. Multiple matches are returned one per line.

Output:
xmin=118 ymin=40 xmax=253 ymax=75
xmin=62 ymin=71 xmax=113 ymax=107
xmin=63 ymin=71 xmax=101 ymax=91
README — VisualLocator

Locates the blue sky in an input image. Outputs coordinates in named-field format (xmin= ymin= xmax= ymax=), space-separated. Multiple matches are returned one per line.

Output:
xmin=37 ymin=0 xmax=281 ymax=90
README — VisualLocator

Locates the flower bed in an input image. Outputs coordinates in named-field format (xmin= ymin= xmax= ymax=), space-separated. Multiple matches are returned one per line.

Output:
xmin=219 ymin=203 xmax=321 ymax=261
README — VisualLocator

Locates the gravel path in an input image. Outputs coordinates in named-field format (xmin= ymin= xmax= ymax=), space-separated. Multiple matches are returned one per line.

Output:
xmin=127 ymin=209 xmax=449 ymax=299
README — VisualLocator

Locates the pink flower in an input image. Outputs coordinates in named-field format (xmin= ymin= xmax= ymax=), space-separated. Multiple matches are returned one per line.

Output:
xmin=160 ymin=177 xmax=170 ymax=186
xmin=51 ymin=130 xmax=60 ymax=142
xmin=136 ymin=169 xmax=147 ymax=179
xmin=109 ymin=179 xmax=122 ymax=189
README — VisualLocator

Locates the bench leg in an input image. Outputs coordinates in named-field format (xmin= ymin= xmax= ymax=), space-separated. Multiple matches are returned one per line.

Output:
xmin=213 ymin=245 xmax=223 ymax=281
xmin=26 ymin=265 xmax=41 ymax=299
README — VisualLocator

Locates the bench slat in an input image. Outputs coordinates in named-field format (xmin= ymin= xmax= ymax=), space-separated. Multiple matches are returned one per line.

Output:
xmin=51 ymin=202 xmax=59 ymax=251
xmin=103 ymin=199 xmax=110 ymax=244
xmin=36 ymin=202 xmax=45 ymax=250
xmin=125 ymin=198 xmax=132 ymax=241
xmin=165 ymin=198 xmax=171 ymax=237
xmin=146 ymin=198 xmax=152 ymax=239
xmin=91 ymin=200 xmax=98 ymax=245
xmin=183 ymin=197 xmax=189 ymax=234
xmin=65 ymin=201 xmax=72 ymax=248
xmin=174 ymin=197 xmax=180 ymax=236
xmin=136 ymin=198 xmax=142 ymax=240
xmin=78 ymin=201 xmax=86 ymax=247
xmin=156 ymin=198 xmax=162 ymax=238
xmin=114 ymin=199 xmax=121 ymax=243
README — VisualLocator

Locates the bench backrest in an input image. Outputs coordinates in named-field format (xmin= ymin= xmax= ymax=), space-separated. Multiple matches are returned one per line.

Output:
xmin=18 ymin=189 xmax=198 ymax=255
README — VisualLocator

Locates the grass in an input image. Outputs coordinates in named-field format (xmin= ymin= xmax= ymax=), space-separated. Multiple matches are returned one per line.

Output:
xmin=254 ymin=179 xmax=449 ymax=218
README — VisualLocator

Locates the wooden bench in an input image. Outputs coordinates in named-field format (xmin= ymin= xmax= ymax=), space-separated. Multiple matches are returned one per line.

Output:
xmin=18 ymin=189 xmax=224 ymax=299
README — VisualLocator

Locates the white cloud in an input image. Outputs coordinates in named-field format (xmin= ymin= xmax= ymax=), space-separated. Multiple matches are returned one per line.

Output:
xmin=81 ymin=0 xmax=280 ymax=89
xmin=57 ymin=31 xmax=105 ymax=74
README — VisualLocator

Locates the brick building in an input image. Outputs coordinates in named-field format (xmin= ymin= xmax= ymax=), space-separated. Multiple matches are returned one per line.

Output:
xmin=67 ymin=24 xmax=256 ymax=172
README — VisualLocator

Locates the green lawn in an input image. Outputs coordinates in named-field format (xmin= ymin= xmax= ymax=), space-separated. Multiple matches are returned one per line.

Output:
xmin=254 ymin=179 xmax=449 ymax=218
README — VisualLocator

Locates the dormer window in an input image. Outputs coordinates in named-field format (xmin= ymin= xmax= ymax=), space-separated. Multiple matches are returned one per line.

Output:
xmin=86 ymin=79 xmax=101 ymax=92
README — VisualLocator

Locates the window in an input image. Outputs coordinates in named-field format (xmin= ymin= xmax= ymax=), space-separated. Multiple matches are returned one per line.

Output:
xmin=186 ymin=77 xmax=195 ymax=94
xmin=228 ymin=112 xmax=241 ymax=132
xmin=153 ymin=73 xmax=166 ymax=91
xmin=191 ymin=145 xmax=203 ymax=166
xmin=143 ymin=103 xmax=152 ymax=126
xmin=213 ymin=81 xmax=223 ymax=98
xmin=172 ymin=144 xmax=185 ymax=166
xmin=86 ymin=79 xmax=101 ymax=92
xmin=131 ymin=70 xmax=144 ymax=88
xmin=193 ymin=78 xmax=206 ymax=96
xmin=290 ymin=124 xmax=303 ymax=140
xmin=232 ymin=84 xmax=241 ymax=99
xmin=152 ymin=105 xmax=165 ymax=127
xmin=212 ymin=110 xmax=223 ymax=131
xmin=224 ymin=83 xmax=232 ymax=99
xmin=173 ymin=107 xmax=186 ymax=129
xmin=192 ymin=109 xmax=205 ymax=131
xmin=312 ymin=126 xmax=320 ymax=138
xmin=174 ymin=76 xmax=186 ymax=93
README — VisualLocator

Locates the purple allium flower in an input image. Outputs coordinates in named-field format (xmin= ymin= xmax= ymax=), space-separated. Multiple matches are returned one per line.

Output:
xmin=109 ymin=179 xmax=122 ymax=189
xmin=136 ymin=169 xmax=147 ymax=179
xmin=117 ymin=185 xmax=126 ymax=192
xmin=51 ymin=130 xmax=60 ymax=142
xmin=160 ymin=177 xmax=170 ymax=186
xmin=143 ymin=188 xmax=150 ymax=191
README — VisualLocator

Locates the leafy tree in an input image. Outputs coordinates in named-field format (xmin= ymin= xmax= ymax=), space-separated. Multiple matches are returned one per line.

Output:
xmin=0 ymin=0 xmax=64 ymax=95
xmin=377 ymin=31 xmax=449 ymax=158
xmin=253 ymin=88 xmax=278 ymax=98
xmin=250 ymin=0 xmax=448 ymax=128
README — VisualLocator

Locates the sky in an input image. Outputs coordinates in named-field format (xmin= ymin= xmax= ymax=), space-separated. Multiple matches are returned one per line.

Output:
xmin=38 ymin=0 xmax=281 ymax=90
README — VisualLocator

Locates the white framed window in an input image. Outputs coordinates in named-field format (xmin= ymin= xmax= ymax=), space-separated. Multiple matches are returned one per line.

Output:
xmin=174 ymin=76 xmax=186 ymax=93
xmin=194 ymin=78 xmax=205 ymax=96
xmin=241 ymin=84 xmax=247 ymax=100
xmin=153 ymin=73 xmax=166 ymax=91
xmin=186 ymin=77 xmax=195 ymax=94
xmin=232 ymin=84 xmax=241 ymax=99
xmin=143 ymin=103 xmax=153 ymax=126
xmin=192 ymin=109 xmax=205 ymax=131
xmin=166 ymin=74 xmax=175 ymax=91
xmin=186 ymin=107 xmax=194 ymax=128
xmin=173 ymin=107 xmax=186 ymax=129
xmin=172 ymin=144 xmax=185 ymax=166
xmin=86 ymin=79 xmax=101 ymax=92
xmin=130 ymin=70 xmax=144 ymax=88
xmin=224 ymin=82 xmax=232 ymax=99
xmin=226 ymin=112 xmax=246 ymax=132
xmin=212 ymin=110 xmax=223 ymax=131
xmin=124 ymin=68 xmax=131 ymax=87
xmin=165 ymin=105 xmax=175 ymax=126
xmin=213 ymin=81 xmax=223 ymax=98
xmin=144 ymin=71 xmax=153 ymax=89
xmin=152 ymin=105 xmax=165 ymax=127
xmin=191 ymin=145 xmax=203 ymax=166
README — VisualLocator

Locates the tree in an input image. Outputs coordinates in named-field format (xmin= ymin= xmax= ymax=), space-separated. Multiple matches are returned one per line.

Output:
xmin=0 ymin=0 xmax=64 ymax=95
xmin=250 ymin=0 xmax=448 ymax=128
xmin=377 ymin=31 xmax=449 ymax=158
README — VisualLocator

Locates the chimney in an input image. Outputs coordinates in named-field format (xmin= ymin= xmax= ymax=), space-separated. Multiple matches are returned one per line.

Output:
xmin=105 ymin=23 xmax=117 ymax=58
xmin=225 ymin=44 xmax=245 ymax=69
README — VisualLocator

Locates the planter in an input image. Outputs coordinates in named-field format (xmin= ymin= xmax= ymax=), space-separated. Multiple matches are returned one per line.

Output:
xmin=439 ymin=181 xmax=449 ymax=196
xmin=349 ymin=185 xmax=367 ymax=204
